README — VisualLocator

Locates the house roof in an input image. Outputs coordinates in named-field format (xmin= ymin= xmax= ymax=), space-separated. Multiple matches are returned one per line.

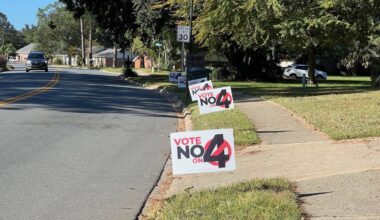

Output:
xmin=93 ymin=48 xmax=137 ymax=59
xmin=16 ymin=43 xmax=37 ymax=54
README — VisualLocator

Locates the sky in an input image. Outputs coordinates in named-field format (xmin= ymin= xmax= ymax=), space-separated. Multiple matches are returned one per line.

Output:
xmin=0 ymin=0 xmax=56 ymax=30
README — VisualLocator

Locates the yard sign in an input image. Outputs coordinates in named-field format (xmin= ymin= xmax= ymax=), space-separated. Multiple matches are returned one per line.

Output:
xmin=170 ymin=129 xmax=236 ymax=175
xmin=197 ymin=86 xmax=235 ymax=114
xmin=178 ymin=76 xmax=187 ymax=88
xmin=169 ymin=72 xmax=182 ymax=83
xmin=189 ymin=80 xmax=214 ymax=101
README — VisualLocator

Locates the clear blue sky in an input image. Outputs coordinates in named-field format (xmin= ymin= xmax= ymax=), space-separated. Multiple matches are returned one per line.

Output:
xmin=0 ymin=0 xmax=56 ymax=30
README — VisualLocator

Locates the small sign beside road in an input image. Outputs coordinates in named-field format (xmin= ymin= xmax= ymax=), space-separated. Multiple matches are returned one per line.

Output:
xmin=169 ymin=72 xmax=182 ymax=83
xmin=177 ymin=25 xmax=191 ymax=43
xmin=178 ymin=76 xmax=187 ymax=88
xmin=170 ymin=129 xmax=236 ymax=175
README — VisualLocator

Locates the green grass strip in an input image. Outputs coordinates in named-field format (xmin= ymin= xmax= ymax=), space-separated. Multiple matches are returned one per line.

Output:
xmin=156 ymin=178 xmax=301 ymax=220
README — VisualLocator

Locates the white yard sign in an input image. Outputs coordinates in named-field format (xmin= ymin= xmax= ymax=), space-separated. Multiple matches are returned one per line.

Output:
xmin=178 ymin=76 xmax=187 ymax=88
xmin=170 ymin=129 xmax=236 ymax=175
xmin=169 ymin=72 xmax=182 ymax=83
xmin=177 ymin=25 xmax=191 ymax=43
xmin=189 ymin=81 xmax=214 ymax=101
xmin=197 ymin=86 xmax=235 ymax=114
xmin=188 ymin=77 xmax=208 ymax=86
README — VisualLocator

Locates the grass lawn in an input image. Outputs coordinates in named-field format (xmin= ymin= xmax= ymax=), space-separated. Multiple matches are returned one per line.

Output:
xmin=189 ymin=103 xmax=259 ymax=147
xmin=128 ymin=73 xmax=183 ymax=93
xmin=128 ymin=72 xmax=379 ymax=140
xmin=127 ymin=71 xmax=259 ymax=146
xmin=273 ymin=91 xmax=380 ymax=140
xmin=155 ymin=178 xmax=301 ymax=220
xmin=101 ymin=67 xmax=123 ymax=74
xmin=214 ymin=76 xmax=372 ymax=98
xmin=6 ymin=65 xmax=14 ymax=71
xmin=216 ymin=76 xmax=379 ymax=140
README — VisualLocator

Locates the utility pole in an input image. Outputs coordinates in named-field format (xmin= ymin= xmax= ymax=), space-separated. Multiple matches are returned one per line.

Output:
xmin=89 ymin=20 xmax=93 ymax=67
xmin=189 ymin=0 xmax=194 ymax=55
xmin=185 ymin=0 xmax=194 ymax=99
xmin=80 ymin=17 xmax=86 ymax=66
xmin=1 ymin=26 xmax=5 ymax=55
xmin=113 ymin=43 xmax=117 ymax=68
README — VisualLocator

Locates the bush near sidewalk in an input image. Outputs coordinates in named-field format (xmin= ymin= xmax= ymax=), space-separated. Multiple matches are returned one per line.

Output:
xmin=155 ymin=178 xmax=301 ymax=220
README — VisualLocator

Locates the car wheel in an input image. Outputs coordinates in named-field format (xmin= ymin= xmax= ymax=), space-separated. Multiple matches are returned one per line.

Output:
xmin=289 ymin=74 xmax=297 ymax=80
xmin=26 ymin=69 xmax=30 ymax=72
xmin=45 ymin=68 xmax=48 ymax=72
xmin=316 ymin=75 xmax=324 ymax=80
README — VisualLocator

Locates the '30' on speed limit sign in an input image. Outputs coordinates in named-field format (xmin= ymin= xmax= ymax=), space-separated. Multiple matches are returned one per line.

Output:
xmin=177 ymin=25 xmax=191 ymax=43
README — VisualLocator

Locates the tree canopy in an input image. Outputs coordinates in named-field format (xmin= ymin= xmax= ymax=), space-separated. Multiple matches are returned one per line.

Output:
xmin=60 ymin=0 xmax=136 ymax=50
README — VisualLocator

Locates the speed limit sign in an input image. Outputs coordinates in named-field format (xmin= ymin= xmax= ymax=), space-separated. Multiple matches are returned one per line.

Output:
xmin=177 ymin=25 xmax=191 ymax=43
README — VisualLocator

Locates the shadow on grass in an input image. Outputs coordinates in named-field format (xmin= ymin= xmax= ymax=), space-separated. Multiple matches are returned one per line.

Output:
xmin=230 ymin=78 xmax=377 ymax=98
xmin=130 ymin=75 xmax=378 ymax=99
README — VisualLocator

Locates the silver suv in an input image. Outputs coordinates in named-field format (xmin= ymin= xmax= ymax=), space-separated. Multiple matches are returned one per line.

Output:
xmin=283 ymin=64 xmax=327 ymax=80
xmin=26 ymin=51 xmax=48 ymax=72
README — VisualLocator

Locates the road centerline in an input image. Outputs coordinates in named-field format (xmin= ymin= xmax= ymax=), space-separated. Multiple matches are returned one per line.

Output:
xmin=0 ymin=72 xmax=60 ymax=107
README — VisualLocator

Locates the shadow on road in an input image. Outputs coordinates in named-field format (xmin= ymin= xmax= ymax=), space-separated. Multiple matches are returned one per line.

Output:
xmin=0 ymin=71 xmax=177 ymax=118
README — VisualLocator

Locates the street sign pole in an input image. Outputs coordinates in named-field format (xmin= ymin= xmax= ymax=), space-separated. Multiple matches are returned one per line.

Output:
xmin=186 ymin=0 xmax=194 ymax=98
xmin=181 ymin=42 xmax=185 ymax=71
xmin=176 ymin=23 xmax=192 ymax=97
xmin=189 ymin=0 xmax=194 ymax=55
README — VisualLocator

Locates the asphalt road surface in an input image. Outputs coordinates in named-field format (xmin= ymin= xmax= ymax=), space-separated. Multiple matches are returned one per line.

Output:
xmin=0 ymin=65 xmax=177 ymax=219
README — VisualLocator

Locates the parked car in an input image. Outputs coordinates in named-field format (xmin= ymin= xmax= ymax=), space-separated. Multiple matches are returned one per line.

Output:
xmin=283 ymin=64 xmax=327 ymax=80
xmin=8 ymin=57 xmax=17 ymax=63
xmin=25 ymin=51 xmax=48 ymax=72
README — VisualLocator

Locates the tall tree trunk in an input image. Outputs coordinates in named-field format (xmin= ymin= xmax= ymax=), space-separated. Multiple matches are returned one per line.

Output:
xmin=113 ymin=44 xmax=117 ymax=68
xmin=80 ymin=17 xmax=86 ymax=66
xmin=122 ymin=49 xmax=126 ymax=67
xmin=307 ymin=46 xmax=318 ymax=87
xmin=88 ymin=20 xmax=93 ymax=67
xmin=371 ymin=58 xmax=380 ymax=87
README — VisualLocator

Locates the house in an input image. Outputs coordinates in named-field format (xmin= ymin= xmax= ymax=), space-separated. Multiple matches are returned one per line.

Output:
xmin=133 ymin=53 xmax=153 ymax=69
xmin=16 ymin=43 xmax=37 ymax=62
xmin=93 ymin=49 xmax=137 ymax=68
xmin=53 ymin=46 xmax=106 ymax=66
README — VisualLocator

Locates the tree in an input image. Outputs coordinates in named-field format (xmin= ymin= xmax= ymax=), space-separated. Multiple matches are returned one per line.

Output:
xmin=60 ymin=0 xmax=136 ymax=53
xmin=0 ymin=12 xmax=25 ymax=52
xmin=34 ymin=2 xmax=81 ymax=58
xmin=165 ymin=0 xmax=282 ymax=79
xmin=277 ymin=0 xmax=377 ymax=85
xmin=20 ymin=25 xmax=37 ymax=44
xmin=0 ymin=43 xmax=16 ymax=56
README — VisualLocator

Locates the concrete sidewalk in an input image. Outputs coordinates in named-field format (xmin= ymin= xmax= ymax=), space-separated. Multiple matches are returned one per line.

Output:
xmin=165 ymin=94 xmax=380 ymax=219
xmin=235 ymin=94 xmax=328 ymax=144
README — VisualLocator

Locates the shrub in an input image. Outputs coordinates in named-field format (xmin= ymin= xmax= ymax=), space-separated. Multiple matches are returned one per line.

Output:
xmin=53 ymin=57 xmax=63 ymax=65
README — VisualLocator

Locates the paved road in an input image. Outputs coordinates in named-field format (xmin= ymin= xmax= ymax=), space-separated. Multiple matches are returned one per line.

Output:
xmin=0 ymin=66 xmax=177 ymax=219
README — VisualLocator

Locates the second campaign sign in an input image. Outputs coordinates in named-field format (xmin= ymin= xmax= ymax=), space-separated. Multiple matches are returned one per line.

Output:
xmin=189 ymin=80 xmax=214 ymax=101
xmin=197 ymin=86 xmax=235 ymax=114
xmin=170 ymin=129 xmax=236 ymax=175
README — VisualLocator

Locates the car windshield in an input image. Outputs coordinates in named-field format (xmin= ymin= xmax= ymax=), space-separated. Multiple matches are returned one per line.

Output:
xmin=296 ymin=66 xmax=308 ymax=70
xmin=28 ymin=54 xmax=45 ymax=59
